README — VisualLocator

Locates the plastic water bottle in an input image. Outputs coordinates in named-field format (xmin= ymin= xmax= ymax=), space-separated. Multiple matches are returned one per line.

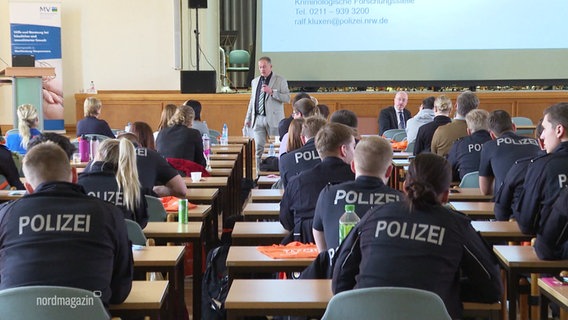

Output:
xmin=79 ymin=135 xmax=90 ymax=162
xmin=221 ymin=123 xmax=228 ymax=145
xmin=202 ymin=133 xmax=211 ymax=157
xmin=125 ymin=122 xmax=132 ymax=132
xmin=268 ymin=143 xmax=275 ymax=157
xmin=88 ymin=80 xmax=97 ymax=93
xmin=339 ymin=204 xmax=360 ymax=245
xmin=89 ymin=136 xmax=99 ymax=161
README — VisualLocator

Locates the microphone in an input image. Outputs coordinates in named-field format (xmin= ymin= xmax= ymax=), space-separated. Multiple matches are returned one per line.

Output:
xmin=259 ymin=76 xmax=265 ymax=86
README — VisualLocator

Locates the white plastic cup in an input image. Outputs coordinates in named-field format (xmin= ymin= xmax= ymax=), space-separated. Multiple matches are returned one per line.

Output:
xmin=72 ymin=153 xmax=81 ymax=164
xmin=190 ymin=172 xmax=202 ymax=183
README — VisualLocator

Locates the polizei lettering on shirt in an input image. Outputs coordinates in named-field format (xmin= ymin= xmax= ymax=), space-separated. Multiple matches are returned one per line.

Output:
xmin=374 ymin=220 xmax=445 ymax=245
xmin=495 ymin=137 xmax=538 ymax=147
xmin=294 ymin=150 xmax=320 ymax=163
xmin=19 ymin=214 xmax=92 ymax=235
xmin=87 ymin=191 xmax=124 ymax=206
xmin=333 ymin=190 xmax=400 ymax=205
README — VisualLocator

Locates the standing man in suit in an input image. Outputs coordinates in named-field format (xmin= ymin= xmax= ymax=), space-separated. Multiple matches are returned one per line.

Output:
xmin=378 ymin=91 xmax=411 ymax=136
xmin=244 ymin=56 xmax=291 ymax=174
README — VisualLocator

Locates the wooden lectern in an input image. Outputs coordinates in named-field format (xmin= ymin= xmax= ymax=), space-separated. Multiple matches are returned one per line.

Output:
xmin=0 ymin=67 xmax=55 ymax=131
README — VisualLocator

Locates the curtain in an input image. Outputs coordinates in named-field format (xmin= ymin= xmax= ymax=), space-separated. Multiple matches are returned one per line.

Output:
xmin=220 ymin=0 xmax=256 ymax=88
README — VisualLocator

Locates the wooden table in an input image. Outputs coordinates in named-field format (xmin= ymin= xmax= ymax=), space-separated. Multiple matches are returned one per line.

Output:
xmin=132 ymin=246 xmax=184 ymax=320
xmin=538 ymin=277 xmax=568 ymax=319
xmin=209 ymin=152 xmax=238 ymax=161
xmin=70 ymin=161 xmax=89 ymax=168
xmin=184 ymin=176 xmax=233 ymax=221
xmin=226 ymin=246 xmax=313 ymax=279
xmin=225 ymin=279 xmax=333 ymax=320
xmin=0 ymin=190 xmax=25 ymax=201
xmin=390 ymin=159 xmax=410 ymax=190
xmin=110 ymin=280 xmax=169 ymax=319
xmin=210 ymin=160 xmax=235 ymax=169
xmin=208 ymin=167 xmax=233 ymax=177
xmin=449 ymin=188 xmax=494 ymax=201
xmin=210 ymin=145 xmax=244 ymax=217
xmin=392 ymin=151 xmax=413 ymax=159
xmin=257 ymin=175 xmax=280 ymax=189
xmin=186 ymin=188 xmax=219 ymax=203
xmin=242 ymin=203 xmax=280 ymax=221
xmin=471 ymin=221 xmax=532 ymax=243
xmin=250 ymin=189 xmax=284 ymax=203
xmin=142 ymin=222 xmax=203 ymax=320
xmin=449 ymin=201 xmax=495 ymax=220
xmin=493 ymin=245 xmax=568 ymax=320
xmin=231 ymin=221 xmax=289 ymax=245
xmin=228 ymin=136 xmax=253 ymax=180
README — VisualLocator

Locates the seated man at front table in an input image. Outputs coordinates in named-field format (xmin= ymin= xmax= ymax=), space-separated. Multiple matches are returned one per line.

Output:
xmin=279 ymin=116 xmax=327 ymax=187
xmin=313 ymin=136 xmax=403 ymax=253
xmin=0 ymin=142 xmax=133 ymax=308
xmin=279 ymin=123 xmax=356 ymax=244
xmin=378 ymin=91 xmax=411 ymax=136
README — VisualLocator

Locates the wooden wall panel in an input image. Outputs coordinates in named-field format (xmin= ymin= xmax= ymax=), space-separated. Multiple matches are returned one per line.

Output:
xmin=73 ymin=91 xmax=568 ymax=136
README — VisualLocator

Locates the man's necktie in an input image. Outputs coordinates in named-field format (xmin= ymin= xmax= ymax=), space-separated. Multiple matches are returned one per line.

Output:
xmin=398 ymin=112 xmax=405 ymax=129
xmin=258 ymin=78 xmax=265 ymax=116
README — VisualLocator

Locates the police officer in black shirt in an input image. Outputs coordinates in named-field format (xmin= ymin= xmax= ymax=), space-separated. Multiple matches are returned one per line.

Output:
xmin=279 ymin=116 xmax=327 ymax=187
xmin=447 ymin=109 xmax=492 ymax=181
xmin=0 ymin=142 xmax=133 ymax=307
xmin=517 ymin=103 xmax=568 ymax=234
xmin=479 ymin=110 xmax=540 ymax=195
xmin=534 ymin=187 xmax=568 ymax=260
xmin=332 ymin=153 xmax=502 ymax=319
xmin=493 ymin=120 xmax=545 ymax=221
xmin=279 ymin=123 xmax=356 ymax=244
xmin=118 ymin=132 xmax=187 ymax=198
xmin=79 ymin=139 xmax=149 ymax=228
xmin=313 ymin=136 xmax=403 ymax=253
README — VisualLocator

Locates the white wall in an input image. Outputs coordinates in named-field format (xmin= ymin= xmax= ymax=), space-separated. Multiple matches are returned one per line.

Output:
xmin=0 ymin=0 xmax=220 ymax=127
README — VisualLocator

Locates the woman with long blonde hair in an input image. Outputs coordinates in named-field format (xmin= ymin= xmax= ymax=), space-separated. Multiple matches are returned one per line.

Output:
xmin=78 ymin=138 xmax=148 ymax=228
xmin=6 ymin=104 xmax=41 ymax=155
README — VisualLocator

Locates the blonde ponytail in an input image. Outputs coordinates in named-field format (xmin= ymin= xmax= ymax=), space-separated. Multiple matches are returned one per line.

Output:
xmin=96 ymin=139 xmax=141 ymax=213
xmin=116 ymin=139 xmax=141 ymax=212
xmin=17 ymin=104 xmax=38 ymax=149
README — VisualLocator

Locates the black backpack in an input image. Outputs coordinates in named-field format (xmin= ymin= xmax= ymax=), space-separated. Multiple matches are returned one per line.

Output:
xmin=201 ymin=244 xmax=230 ymax=320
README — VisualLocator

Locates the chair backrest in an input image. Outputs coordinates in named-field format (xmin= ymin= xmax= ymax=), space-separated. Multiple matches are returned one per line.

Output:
xmin=228 ymin=49 xmax=250 ymax=66
xmin=125 ymin=219 xmax=147 ymax=246
xmin=322 ymin=287 xmax=451 ymax=320
xmin=391 ymin=131 xmax=407 ymax=142
xmin=459 ymin=171 xmax=480 ymax=188
xmin=512 ymin=116 xmax=535 ymax=136
xmin=0 ymin=285 xmax=109 ymax=320
xmin=5 ymin=129 xmax=19 ymax=136
xmin=382 ymin=129 xmax=405 ymax=139
xmin=145 ymin=195 xmax=168 ymax=222
xmin=405 ymin=140 xmax=415 ymax=152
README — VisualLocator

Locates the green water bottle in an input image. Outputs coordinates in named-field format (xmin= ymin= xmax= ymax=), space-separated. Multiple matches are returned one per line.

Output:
xmin=339 ymin=204 xmax=360 ymax=244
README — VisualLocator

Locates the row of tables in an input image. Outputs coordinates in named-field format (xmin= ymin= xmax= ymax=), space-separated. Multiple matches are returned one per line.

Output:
xmin=229 ymin=180 xmax=568 ymax=320
xmin=0 ymin=137 xmax=254 ymax=320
